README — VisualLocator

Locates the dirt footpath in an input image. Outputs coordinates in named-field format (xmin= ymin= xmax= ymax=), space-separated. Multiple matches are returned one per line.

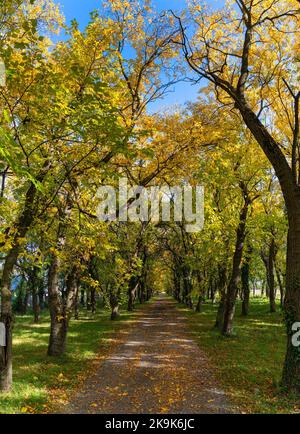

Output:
xmin=62 ymin=296 xmax=234 ymax=414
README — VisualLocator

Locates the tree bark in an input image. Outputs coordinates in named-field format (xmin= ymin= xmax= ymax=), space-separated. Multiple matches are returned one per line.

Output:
xmin=138 ymin=278 xmax=146 ymax=304
xmin=74 ymin=279 xmax=80 ymax=320
xmin=0 ymin=251 xmax=15 ymax=391
xmin=173 ymin=269 xmax=181 ymax=302
xmin=236 ymin=103 xmax=300 ymax=389
xmin=282 ymin=219 xmax=300 ymax=391
xmin=23 ymin=284 xmax=30 ymax=315
xmin=47 ymin=255 xmax=78 ymax=357
xmin=138 ymin=248 xmax=148 ymax=304
xmin=215 ymin=265 xmax=227 ymax=330
xmin=268 ymin=238 xmax=276 ymax=313
xmin=110 ymin=292 xmax=120 ymax=320
xmin=127 ymin=276 xmax=139 ymax=311
xmin=146 ymin=288 xmax=152 ymax=301
xmin=80 ymin=289 xmax=85 ymax=307
xmin=47 ymin=253 xmax=65 ymax=356
xmin=222 ymin=198 xmax=249 ymax=336
xmin=15 ymin=283 xmax=24 ymax=314
xmin=241 ymin=245 xmax=252 ymax=316
xmin=91 ymin=288 xmax=97 ymax=314
xmin=86 ymin=290 xmax=92 ymax=311
xmin=0 ymin=181 xmax=39 ymax=391
xmin=275 ymin=264 xmax=285 ymax=308
xmin=38 ymin=284 xmax=45 ymax=310
xmin=32 ymin=283 xmax=40 ymax=324
xmin=195 ymin=271 xmax=205 ymax=313
xmin=241 ymin=262 xmax=250 ymax=316
xmin=261 ymin=238 xmax=277 ymax=313
xmin=195 ymin=296 xmax=203 ymax=313
xmin=29 ymin=267 xmax=40 ymax=323
xmin=182 ymin=266 xmax=193 ymax=309
xmin=215 ymin=291 xmax=226 ymax=330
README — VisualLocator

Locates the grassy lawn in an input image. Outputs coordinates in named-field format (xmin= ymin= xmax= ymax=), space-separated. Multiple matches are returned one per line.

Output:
xmin=2 ymin=297 xmax=299 ymax=414
xmin=0 ymin=306 xmax=137 ymax=414
xmin=179 ymin=298 xmax=300 ymax=414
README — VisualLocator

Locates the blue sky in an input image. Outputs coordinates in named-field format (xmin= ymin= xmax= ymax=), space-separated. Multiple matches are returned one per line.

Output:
xmin=53 ymin=0 xmax=211 ymax=111
xmin=56 ymin=0 xmax=188 ymax=29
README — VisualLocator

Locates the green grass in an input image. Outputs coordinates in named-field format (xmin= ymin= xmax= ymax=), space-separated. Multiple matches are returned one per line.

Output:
xmin=0 ymin=306 xmax=136 ymax=414
xmin=3 ymin=297 xmax=299 ymax=414
xmin=179 ymin=298 xmax=300 ymax=414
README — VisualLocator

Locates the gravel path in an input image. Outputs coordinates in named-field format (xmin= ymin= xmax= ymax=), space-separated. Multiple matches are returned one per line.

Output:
xmin=62 ymin=296 xmax=234 ymax=414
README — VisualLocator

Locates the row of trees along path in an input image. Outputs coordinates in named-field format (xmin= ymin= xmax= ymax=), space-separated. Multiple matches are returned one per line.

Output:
xmin=1 ymin=0 xmax=300 ymax=398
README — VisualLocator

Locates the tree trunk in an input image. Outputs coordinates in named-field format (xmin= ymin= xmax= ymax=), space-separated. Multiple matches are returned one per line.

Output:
xmin=182 ymin=266 xmax=193 ymax=309
xmin=29 ymin=267 xmax=40 ymax=323
xmin=138 ymin=267 xmax=148 ymax=304
xmin=210 ymin=278 xmax=216 ymax=303
xmin=23 ymin=285 xmax=30 ymax=315
xmin=0 ymin=181 xmax=39 ymax=392
xmin=222 ymin=199 xmax=249 ymax=336
xmin=146 ymin=288 xmax=152 ymax=301
xmin=275 ymin=264 xmax=285 ymax=308
xmin=0 ymin=251 xmax=15 ymax=392
xmin=127 ymin=276 xmax=139 ymax=312
xmin=173 ymin=270 xmax=181 ymax=302
xmin=47 ymin=317 xmax=68 ymax=357
xmin=138 ymin=248 xmax=148 ymax=304
xmin=38 ymin=285 xmax=45 ymax=310
xmin=282 ymin=219 xmax=300 ymax=391
xmin=195 ymin=271 xmax=205 ymax=312
xmin=269 ymin=238 xmax=276 ymax=313
xmin=48 ymin=256 xmax=78 ymax=357
xmin=14 ymin=276 xmax=26 ymax=314
xmin=15 ymin=284 xmax=24 ymax=314
xmin=261 ymin=238 xmax=277 ymax=313
xmin=236 ymin=102 xmax=300 ymax=390
xmin=91 ymin=288 xmax=96 ymax=314
xmin=32 ymin=285 xmax=40 ymax=323
xmin=127 ymin=289 xmax=136 ymax=311
xmin=215 ymin=292 xmax=226 ymax=330
xmin=80 ymin=289 xmax=85 ymax=307
xmin=215 ymin=265 xmax=227 ymax=329
xmin=138 ymin=281 xmax=145 ymax=304
xmin=86 ymin=290 xmax=92 ymax=311
xmin=74 ymin=279 xmax=80 ymax=320
xmin=110 ymin=292 xmax=120 ymax=320
xmin=241 ymin=262 xmax=250 ymax=316
xmin=241 ymin=245 xmax=252 ymax=316
xmin=47 ymin=253 xmax=65 ymax=356
xmin=195 ymin=296 xmax=203 ymax=313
